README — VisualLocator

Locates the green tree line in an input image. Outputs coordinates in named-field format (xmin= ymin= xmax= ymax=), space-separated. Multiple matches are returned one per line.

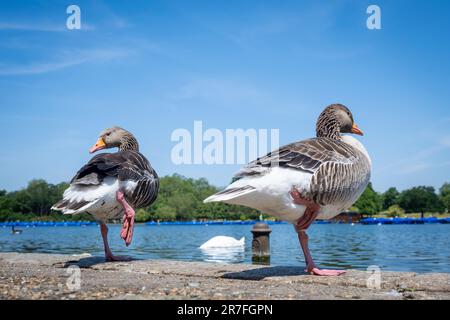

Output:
xmin=352 ymin=182 xmax=449 ymax=217
xmin=0 ymin=176 xmax=449 ymax=222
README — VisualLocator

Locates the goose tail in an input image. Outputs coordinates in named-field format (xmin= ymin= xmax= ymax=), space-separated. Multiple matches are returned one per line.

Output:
xmin=203 ymin=185 xmax=256 ymax=203
xmin=51 ymin=185 xmax=93 ymax=215
xmin=51 ymin=198 xmax=91 ymax=215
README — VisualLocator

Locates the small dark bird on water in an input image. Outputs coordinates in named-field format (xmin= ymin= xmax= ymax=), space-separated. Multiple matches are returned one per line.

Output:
xmin=11 ymin=226 xmax=22 ymax=235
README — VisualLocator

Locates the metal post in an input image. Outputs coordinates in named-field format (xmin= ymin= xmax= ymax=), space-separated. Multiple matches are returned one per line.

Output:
xmin=251 ymin=222 xmax=271 ymax=264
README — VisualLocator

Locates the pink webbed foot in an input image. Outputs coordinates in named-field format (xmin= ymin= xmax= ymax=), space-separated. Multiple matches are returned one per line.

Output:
xmin=308 ymin=267 xmax=346 ymax=276
xmin=116 ymin=191 xmax=135 ymax=246
xmin=120 ymin=209 xmax=135 ymax=246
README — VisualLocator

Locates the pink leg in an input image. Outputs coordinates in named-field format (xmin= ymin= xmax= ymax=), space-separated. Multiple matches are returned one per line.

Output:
xmin=298 ymin=231 xmax=346 ymax=276
xmin=291 ymin=188 xmax=346 ymax=276
xmin=116 ymin=191 xmax=135 ymax=246
xmin=100 ymin=223 xmax=131 ymax=262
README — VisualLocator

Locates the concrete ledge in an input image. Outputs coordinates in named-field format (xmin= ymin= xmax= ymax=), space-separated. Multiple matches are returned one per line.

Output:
xmin=1 ymin=252 xmax=449 ymax=300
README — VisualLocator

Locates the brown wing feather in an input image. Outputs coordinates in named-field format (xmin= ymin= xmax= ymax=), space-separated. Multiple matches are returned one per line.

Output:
xmin=236 ymin=137 xmax=357 ymax=177
xmin=235 ymin=137 xmax=370 ymax=206
xmin=70 ymin=151 xmax=159 ymax=208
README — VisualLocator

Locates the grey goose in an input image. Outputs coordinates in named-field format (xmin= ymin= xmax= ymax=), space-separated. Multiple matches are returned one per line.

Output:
xmin=52 ymin=127 xmax=159 ymax=261
xmin=204 ymin=104 xmax=371 ymax=276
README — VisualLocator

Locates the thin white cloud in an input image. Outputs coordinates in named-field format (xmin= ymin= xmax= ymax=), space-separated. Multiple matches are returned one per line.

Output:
xmin=180 ymin=2 xmax=344 ymax=49
xmin=376 ymin=135 xmax=450 ymax=174
xmin=107 ymin=13 xmax=129 ymax=29
xmin=89 ymin=0 xmax=130 ymax=29
xmin=0 ymin=22 xmax=95 ymax=32
xmin=168 ymin=76 xmax=312 ymax=118
xmin=0 ymin=48 xmax=132 ymax=76
xmin=399 ymin=161 xmax=450 ymax=174
xmin=0 ymin=58 xmax=85 ymax=75
xmin=399 ymin=163 xmax=430 ymax=174
xmin=209 ymin=14 xmax=301 ymax=47
xmin=172 ymin=78 xmax=266 ymax=104
xmin=440 ymin=136 xmax=450 ymax=147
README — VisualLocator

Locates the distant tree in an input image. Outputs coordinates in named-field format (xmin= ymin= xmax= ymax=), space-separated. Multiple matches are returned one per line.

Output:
xmin=153 ymin=206 xmax=177 ymax=221
xmin=398 ymin=186 xmax=445 ymax=216
xmin=381 ymin=187 xmax=400 ymax=210
xmin=353 ymin=182 xmax=382 ymax=215
xmin=440 ymin=183 xmax=450 ymax=213
xmin=385 ymin=204 xmax=405 ymax=218
xmin=7 ymin=190 xmax=32 ymax=214
xmin=143 ymin=174 xmax=260 ymax=222
xmin=0 ymin=190 xmax=14 ymax=214
xmin=135 ymin=209 xmax=152 ymax=223
xmin=25 ymin=179 xmax=66 ymax=216
xmin=0 ymin=180 xmax=69 ymax=217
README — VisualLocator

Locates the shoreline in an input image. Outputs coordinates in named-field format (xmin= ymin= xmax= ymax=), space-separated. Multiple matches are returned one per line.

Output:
xmin=2 ymin=217 xmax=450 ymax=227
xmin=1 ymin=252 xmax=449 ymax=300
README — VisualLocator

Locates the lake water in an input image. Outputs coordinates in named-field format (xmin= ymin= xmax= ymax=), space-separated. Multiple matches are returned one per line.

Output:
xmin=1 ymin=223 xmax=449 ymax=273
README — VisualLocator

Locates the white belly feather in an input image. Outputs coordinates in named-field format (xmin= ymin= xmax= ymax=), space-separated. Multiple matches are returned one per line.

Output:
xmin=212 ymin=167 xmax=345 ymax=222
xmin=207 ymin=165 xmax=365 ymax=223
xmin=61 ymin=177 xmax=138 ymax=222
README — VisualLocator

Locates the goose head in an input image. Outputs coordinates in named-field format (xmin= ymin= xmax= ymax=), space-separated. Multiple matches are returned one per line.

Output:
xmin=89 ymin=126 xmax=139 ymax=153
xmin=316 ymin=104 xmax=363 ymax=140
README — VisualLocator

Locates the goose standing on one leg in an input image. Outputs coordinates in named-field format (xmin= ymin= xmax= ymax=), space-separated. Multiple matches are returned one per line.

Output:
xmin=52 ymin=127 xmax=159 ymax=261
xmin=204 ymin=104 xmax=371 ymax=276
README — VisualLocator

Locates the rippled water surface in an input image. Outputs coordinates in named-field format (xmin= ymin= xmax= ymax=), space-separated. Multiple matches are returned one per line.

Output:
xmin=1 ymin=223 xmax=449 ymax=273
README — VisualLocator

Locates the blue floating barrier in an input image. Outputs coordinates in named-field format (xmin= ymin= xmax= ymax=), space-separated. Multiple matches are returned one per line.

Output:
xmin=361 ymin=217 xmax=450 ymax=225
xmin=423 ymin=217 xmax=439 ymax=224
xmin=0 ymin=221 xmax=100 ymax=227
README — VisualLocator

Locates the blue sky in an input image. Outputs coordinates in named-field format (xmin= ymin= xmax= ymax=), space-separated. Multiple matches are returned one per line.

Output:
xmin=0 ymin=0 xmax=449 ymax=192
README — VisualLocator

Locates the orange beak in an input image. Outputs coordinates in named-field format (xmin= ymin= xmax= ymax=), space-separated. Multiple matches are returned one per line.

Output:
xmin=351 ymin=124 xmax=364 ymax=136
xmin=89 ymin=138 xmax=106 ymax=154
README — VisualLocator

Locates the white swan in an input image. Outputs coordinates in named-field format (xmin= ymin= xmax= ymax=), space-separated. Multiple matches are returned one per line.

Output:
xmin=200 ymin=236 xmax=245 ymax=249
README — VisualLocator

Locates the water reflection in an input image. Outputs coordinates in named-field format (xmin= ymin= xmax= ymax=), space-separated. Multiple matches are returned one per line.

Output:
xmin=200 ymin=246 xmax=245 ymax=263
xmin=0 ymin=224 xmax=449 ymax=272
